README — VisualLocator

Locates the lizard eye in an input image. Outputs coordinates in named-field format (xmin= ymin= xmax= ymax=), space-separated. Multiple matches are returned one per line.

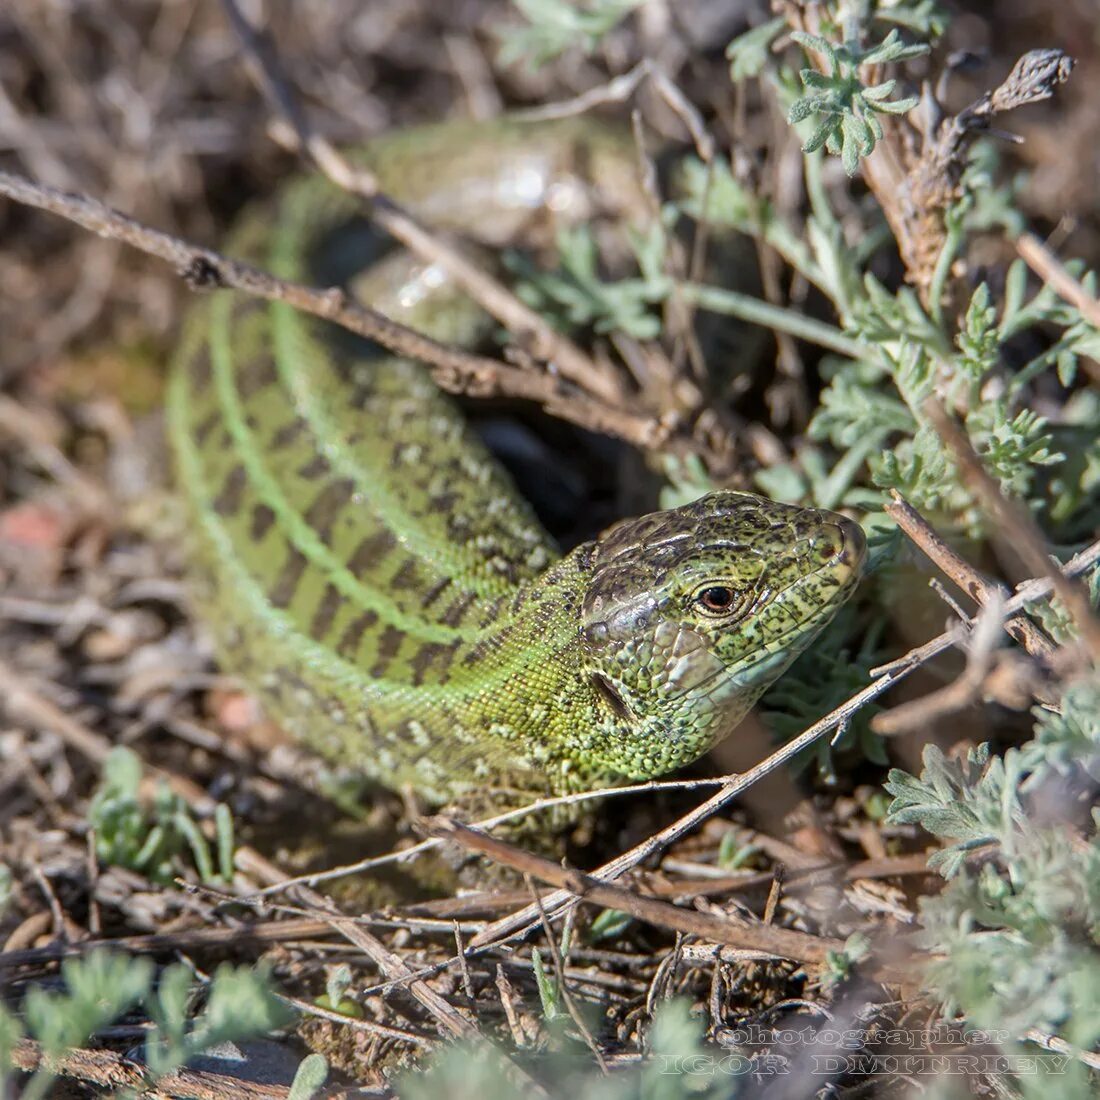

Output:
xmin=695 ymin=585 xmax=742 ymax=615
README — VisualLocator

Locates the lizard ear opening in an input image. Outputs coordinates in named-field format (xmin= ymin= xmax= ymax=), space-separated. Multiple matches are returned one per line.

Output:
xmin=590 ymin=672 xmax=633 ymax=721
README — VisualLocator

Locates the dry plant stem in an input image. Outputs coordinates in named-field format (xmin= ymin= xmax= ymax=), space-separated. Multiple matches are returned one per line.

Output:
xmin=0 ymin=657 xmax=285 ymax=886
xmin=885 ymin=491 xmax=1055 ymax=658
xmin=0 ymin=169 xmax=665 ymax=450
xmin=923 ymin=396 xmax=1100 ymax=662
xmin=0 ymin=917 xmax=333 ymax=969
xmin=1017 ymin=231 xmax=1100 ymax=330
xmin=1021 ymin=1028 xmax=1100 ymax=1072
xmin=280 ymin=992 xmax=434 ymax=1047
xmin=782 ymin=4 xmax=1074 ymax=302
xmin=873 ymin=593 xmax=1004 ymax=737
xmin=304 ymin=890 xmax=551 ymax=1099
xmin=9 ymin=1039 xmax=365 ymax=1100
xmin=219 ymin=0 xmax=624 ymax=406
xmin=514 ymin=57 xmax=715 ymax=162
xmin=525 ymin=875 xmax=608 ymax=1071
xmin=328 ymin=924 xmax=477 ymax=1042
xmin=431 ymin=817 xmax=849 ymax=968
xmin=306 ymin=896 xmax=482 ymax=1044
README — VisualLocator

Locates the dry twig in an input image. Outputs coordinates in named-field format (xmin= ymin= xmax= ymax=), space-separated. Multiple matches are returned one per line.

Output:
xmin=0 ymin=167 xmax=667 ymax=449
xmin=885 ymin=490 xmax=1055 ymax=660
xmin=923 ymin=396 xmax=1100 ymax=662
xmin=1017 ymin=231 xmax=1100 ymax=330
xmin=219 ymin=0 xmax=626 ymax=406
xmin=9 ymin=1039 xmax=365 ymax=1100
xmin=430 ymin=817 xmax=851 ymax=969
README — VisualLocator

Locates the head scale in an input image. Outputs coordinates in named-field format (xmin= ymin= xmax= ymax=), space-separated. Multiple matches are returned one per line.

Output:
xmin=575 ymin=491 xmax=866 ymax=780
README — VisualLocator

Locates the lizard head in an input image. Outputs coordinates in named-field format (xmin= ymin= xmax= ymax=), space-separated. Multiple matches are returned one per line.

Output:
xmin=574 ymin=491 xmax=866 ymax=780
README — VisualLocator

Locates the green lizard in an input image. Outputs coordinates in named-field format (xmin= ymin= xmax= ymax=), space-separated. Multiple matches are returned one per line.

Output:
xmin=168 ymin=118 xmax=865 ymax=805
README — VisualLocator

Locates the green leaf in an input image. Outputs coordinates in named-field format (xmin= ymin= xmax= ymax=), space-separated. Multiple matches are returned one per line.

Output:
xmin=288 ymin=1054 xmax=328 ymax=1100
xmin=726 ymin=15 xmax=785 ymax=82
xmin=531 ymin=948 xmax=564 ymax=1021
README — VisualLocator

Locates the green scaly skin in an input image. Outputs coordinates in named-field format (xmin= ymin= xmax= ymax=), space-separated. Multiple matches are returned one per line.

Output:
xmin=168 ymin=119 xmax=866 ymax=806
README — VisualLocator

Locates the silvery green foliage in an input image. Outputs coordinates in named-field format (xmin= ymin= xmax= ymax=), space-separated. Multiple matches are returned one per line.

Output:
xmin=88 ymin=745 xmax=235 ymax=885
xmin=788 ymin=30 xmax=926 ymax=175
xmin=886 ymin=679 xmax=1100 ymax=1090
xmin=498 ymin=0 xmax=646 ymax=68
xmin=1 ymin=950 xmax=296 ymax=1100
xmin=1022 ymin=677 xmax=1100 ymax=774
xmin=144 ymin=962 xmax=293 ymax=1078
xmin=509 ymin=220 xmax=673 ymax=340
xmin=400 ymin=997 xmax=740 ymax=1100
xmin=886 ymin=744 xmax=1026 ymax=879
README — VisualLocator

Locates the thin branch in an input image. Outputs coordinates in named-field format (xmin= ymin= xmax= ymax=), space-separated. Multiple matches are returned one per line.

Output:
xmin=318 ymin=911 xmax=482 ymax=1044
xmin=923 ymin=396 xmax=1100 ymax=662
xmin=872 ymin=591 xmax=1005 ymax=736
xmin=431 ymin=818 xmax=852 ymax=969
xmin=1021 ymin=1027 xmax=1100 ymax=1072
xmin=219 ymin=0 xmax=625 ymax=406
xmin=513 ymin=58 xmax=714 ymax=163
xmin=0 ymin=167 xmax=667 ymax=450
xmin=9 ymin=1039 xmax=360 ymax=1100
xmin=885 ymin=490 xmax=1055 ymax=659
xmin=1017 ymin=231 xmax=1100 ymax=330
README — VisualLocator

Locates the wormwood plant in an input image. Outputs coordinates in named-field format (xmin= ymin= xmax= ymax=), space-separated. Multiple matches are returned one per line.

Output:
xmin=497 ymin=0 xmax=646 ymax=68
xmin=0 ymin=951 xmax=328 ymax=1099
xmin=503 ymin=0 xmax=1099 ymax=1092
xmin=88 ymin=745 xmax=236 ymax=886
xmin=401 ymin=998 xmax=729 ymax=1100
xmin=885 ymin=679 xmax=1100 ymax=1100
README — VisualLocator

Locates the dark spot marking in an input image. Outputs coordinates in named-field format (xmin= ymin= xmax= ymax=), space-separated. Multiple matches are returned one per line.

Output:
xmin=183 ymin=255 xmax=224 ymax=290
xmin=304 ymin=478 xmax=356 ymax=541
xmin=475 ymin=595 xmax=506 ymax=630
xmin=390 ymin=557 xmax=422 ymax=592
xmin=236 ymin=354 xmax=278 ymax=400
xmin=440 ymin=591 xmax=479 ymax=628
xmin=336 ymin=608 xmax=379 ymax=658
xmin=409 ymin=639 xmax=461 ymax=686
xmin=369 ymin=625 xmax=405 ymax=678
xmin=188 ymin=347 xmax=213 ymax=390
xmin=269 ymin=546 xmax=308 ymax=609
xmin=297 ymin=454 xmax=330 ymax=481
xmin=212 ymin=465 xmax=247 ymax=517
xmin=271 ymin=418 xmax=306 ymax=450
xmin=347 ymin=529 xmax=397 ymax=575
xmin=192 ymin=409 xmax=221 ymax=446
xmin=250 ymin=503 xmax=276 ymax=541
xmin=429 ymin=490 xmax=459 ymax=515
xmin=309 ymin=583 xmax=343 ymax=641
xmin=421 ymin=577 xmax=453 ymax=609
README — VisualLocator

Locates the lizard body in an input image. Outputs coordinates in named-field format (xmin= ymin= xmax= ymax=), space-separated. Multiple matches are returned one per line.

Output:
xmin=169 ymin=119 xmax=865 ymax=803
